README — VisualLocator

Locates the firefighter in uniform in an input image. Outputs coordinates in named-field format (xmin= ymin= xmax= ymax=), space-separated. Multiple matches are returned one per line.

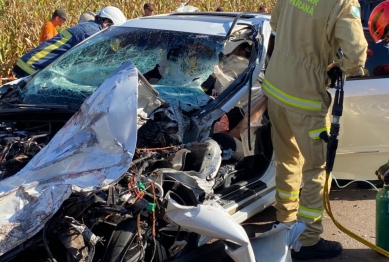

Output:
xmin=12 ymin=6 xmax=126 ymax=78
xmin=263 ymin=0 xmax=367 ymax=260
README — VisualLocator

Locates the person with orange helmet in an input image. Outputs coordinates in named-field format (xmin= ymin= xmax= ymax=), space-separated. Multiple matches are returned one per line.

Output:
xmin=368 ymin=0 xmax=389 ymax=47
xmin=369 ymin=1 xmax=389 ymax=76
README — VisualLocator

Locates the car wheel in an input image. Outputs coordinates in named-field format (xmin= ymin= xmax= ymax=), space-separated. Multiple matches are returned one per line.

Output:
xmin=103 ymin=218 xmax=141 ymax=262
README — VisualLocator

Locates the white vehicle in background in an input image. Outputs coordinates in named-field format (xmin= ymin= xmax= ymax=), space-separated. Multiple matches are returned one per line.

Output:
xmin=330 ymin=27 xmax=389 ymax=182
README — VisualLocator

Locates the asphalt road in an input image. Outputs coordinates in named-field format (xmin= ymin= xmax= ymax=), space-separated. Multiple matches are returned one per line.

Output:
xmin=246 ymin=181 xmax=389 ymax=262
xmin=174 ymin=181 xmax=389 ymax=262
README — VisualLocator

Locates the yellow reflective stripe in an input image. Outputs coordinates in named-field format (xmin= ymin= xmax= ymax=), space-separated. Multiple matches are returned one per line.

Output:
xmin=263 ymin=78 xmax=322 ymax=111
xmin=298 ymin=206 xmax=323 ymax=221
xmin=276 ymin=188 xmax=300 ymax=200
xmin=308 ymin=126 xmax=330 ymax=140
xmin=16 ymin=59 xmax=37 ymax=75
xmin=26 ymin=30 xmax=72 ymax=65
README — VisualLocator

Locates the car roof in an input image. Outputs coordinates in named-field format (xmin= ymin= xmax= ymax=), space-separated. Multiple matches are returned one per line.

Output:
xmin=120 ymin=12 xmax=271 ymax=36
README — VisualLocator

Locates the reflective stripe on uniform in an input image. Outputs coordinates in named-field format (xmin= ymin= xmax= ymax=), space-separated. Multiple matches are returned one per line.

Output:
xmin=308 ymin=126 xmax=330 ymax=140
xmin=16 ymin=59 xmax=37 ymax=75
xmin=277 ymin=187 xmax=300 ymax=200
xmin=26 ymin=30 xmax=73 ymax=66
xmin=263 ymin=78 xmax=322 ymax=111
xmin=298 ymin=205 xmax=323 ymax=221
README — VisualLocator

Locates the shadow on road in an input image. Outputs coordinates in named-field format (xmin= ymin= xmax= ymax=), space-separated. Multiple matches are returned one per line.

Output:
xmin=329 ymin=181 xmax=379 ymax=201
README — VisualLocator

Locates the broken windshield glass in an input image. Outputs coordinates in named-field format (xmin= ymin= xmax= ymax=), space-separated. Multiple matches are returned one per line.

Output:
xmin=22 ymin=27 xmax=225 ymax=109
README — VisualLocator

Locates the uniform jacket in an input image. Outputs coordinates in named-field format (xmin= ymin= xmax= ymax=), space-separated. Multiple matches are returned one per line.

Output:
xmin=39 ymin=21 xmax=57 ymax=43
xmin=14 ymin=21 xmax=103 ymax=77
xmin=263 ymin=0 xmax=368 ymax=116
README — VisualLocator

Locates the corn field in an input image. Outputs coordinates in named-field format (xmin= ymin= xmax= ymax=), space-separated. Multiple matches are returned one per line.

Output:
xmin=0 ymin=0 xmax=275 ymax=79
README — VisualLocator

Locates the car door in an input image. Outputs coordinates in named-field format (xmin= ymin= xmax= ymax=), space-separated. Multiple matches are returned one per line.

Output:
xmin=190 ymin=17 xmax=272 ymax=140
xmin=330 ymin=29 xmax=389 ymax=181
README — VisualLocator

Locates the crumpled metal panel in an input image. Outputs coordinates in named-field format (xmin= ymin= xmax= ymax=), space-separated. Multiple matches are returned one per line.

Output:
xmin=0 ymin=61 xmax=139 ymax=256
xmin=0 ymin=183 xmax=72 ymax=256
xmin=165 ymin=194 xmax=256 ymax=262
xmin=158 ymin=139 xmax=222 ymax=194
xmin=250 ymin=221 xmax=307 ymax=262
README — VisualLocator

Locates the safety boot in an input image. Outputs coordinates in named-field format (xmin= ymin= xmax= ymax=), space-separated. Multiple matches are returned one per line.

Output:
xmin=291 ymin=238 xmax=342 ymax=260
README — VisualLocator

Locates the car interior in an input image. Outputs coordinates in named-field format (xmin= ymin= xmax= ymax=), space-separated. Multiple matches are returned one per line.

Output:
xmin=136 ymin=26 xmax=275 ymax=196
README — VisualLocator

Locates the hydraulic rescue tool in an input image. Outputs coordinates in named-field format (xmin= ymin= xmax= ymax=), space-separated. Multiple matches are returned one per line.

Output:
xmin=321 ymin=67 xmax=389 ymax=257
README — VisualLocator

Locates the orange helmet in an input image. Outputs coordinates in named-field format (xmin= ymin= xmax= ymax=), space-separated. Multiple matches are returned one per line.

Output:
xmin=368 ymin=0 xmax=389 ymax=43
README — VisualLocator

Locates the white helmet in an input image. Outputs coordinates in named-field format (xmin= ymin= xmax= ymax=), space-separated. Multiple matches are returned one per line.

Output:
xmin=97 ymin=6 xmax=126 ymax=25
xmin=175 ymin=5 xmax=199 ymax=12
xmin=78 ymin=11 xmax=96 ymax=24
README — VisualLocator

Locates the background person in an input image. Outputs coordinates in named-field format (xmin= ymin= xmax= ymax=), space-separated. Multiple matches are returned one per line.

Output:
xmin=78 ymin=11 xmax=96 ymax=24
xmin=39 ymin=9 xmax=68 ymax=43
xmin=263 ymin=0 xmax=367 ymax=260
xmin=143 ymin=3 xmax=154 ymax=16
xmin=258 ymin=6 xmax=268 ymax=13
xmin=13 ymin=6 xmax=126 ymax=78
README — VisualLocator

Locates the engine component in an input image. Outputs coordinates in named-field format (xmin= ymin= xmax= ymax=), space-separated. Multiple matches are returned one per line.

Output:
xmin=136 ymin=103 xmax=189 ymax=148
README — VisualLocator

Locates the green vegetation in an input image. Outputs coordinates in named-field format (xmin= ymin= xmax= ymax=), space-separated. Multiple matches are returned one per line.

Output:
xmin=0 ymin=0 xmax=275 ymax=78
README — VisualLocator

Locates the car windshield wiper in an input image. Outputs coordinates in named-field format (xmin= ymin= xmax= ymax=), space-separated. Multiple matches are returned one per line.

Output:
xmin=1 ymin=100 xmax=70 ymax=110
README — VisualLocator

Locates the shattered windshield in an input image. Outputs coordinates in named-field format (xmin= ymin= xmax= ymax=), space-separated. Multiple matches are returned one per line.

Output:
xmin=22 ymin=27 xmax=225 ymax=108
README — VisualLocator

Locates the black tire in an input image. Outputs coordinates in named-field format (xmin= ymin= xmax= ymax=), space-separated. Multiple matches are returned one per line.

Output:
xmin=103 ymin=218 xmax=141 ymax=262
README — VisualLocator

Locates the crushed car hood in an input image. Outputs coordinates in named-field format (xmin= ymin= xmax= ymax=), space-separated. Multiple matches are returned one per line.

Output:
xmin=0 ymin=61 xmax=139 ymax=255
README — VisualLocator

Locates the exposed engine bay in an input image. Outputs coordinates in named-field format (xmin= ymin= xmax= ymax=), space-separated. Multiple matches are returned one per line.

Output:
xmin=0 ymin=115 xmax=269 ymax=262
xmin=0 ymin=79 xmax=271 ymax=262
xmin=0 ymin=144 xmax=203 ymax=261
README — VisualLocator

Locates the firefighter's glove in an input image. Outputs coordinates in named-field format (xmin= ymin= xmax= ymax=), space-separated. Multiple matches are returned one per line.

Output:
xmin=327 ymin=66 xmax=342 ymax=88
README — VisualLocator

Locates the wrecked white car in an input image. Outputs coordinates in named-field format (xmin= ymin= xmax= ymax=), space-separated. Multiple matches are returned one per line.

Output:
xmin=0 ymin=12 xmax=307 ymax=262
